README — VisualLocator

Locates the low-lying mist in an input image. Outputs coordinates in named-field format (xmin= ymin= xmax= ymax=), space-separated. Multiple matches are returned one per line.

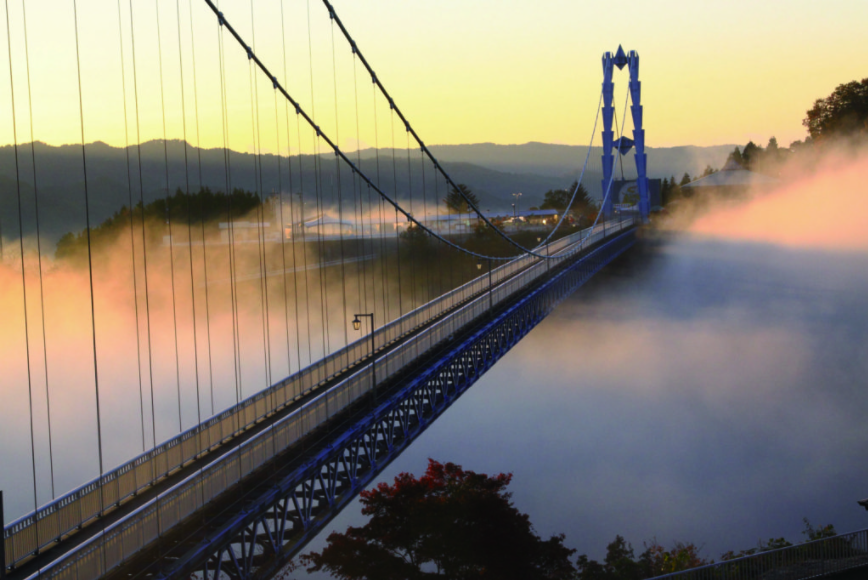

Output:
xmin=291 ymin=143 xmax=868 ymax=576
xmin=0 ymin=203 xmax=468 ymax=521
xmin=676 ymin=142 xmax=868 ymax=251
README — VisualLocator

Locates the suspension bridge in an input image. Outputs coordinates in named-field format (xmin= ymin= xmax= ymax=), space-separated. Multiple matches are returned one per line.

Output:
xmin=1 ymin=1 xmax=648 ymax=579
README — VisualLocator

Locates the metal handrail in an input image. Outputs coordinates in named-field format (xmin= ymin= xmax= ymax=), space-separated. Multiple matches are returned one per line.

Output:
xmin=648 ymin=527 xmax=868 ymax=580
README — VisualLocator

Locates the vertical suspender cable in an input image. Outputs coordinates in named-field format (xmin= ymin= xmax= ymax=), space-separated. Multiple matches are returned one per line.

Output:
xmin=306 ymin=0 xmax=329 ymax=360
xmin=279 ymin=0 xmax=304 ymax=375
xmin=371 ymin=83 xmax=387 ymax=328
xmin=295 ymin=116 xmax=314 ymax=369
xmin=5 ymin=0 xmax=39 ymax=512
xmin=114 ymin=0 xmax=147 ymax=454
xmin=176 ymin=0 xmax=202 ymax=428
xmin=351 ymin=55 xmax=370 ymax=330
xmin=216 ymin=0 xmax=242 ymax=409
xmin=21 ymin=0 xmax=56 ymax=498
xmin=329 ymin=17 xmax=349 ymax=353
xmin=128 ymin=0 xmax=158 ymax=450
xmin=155 ymin=0 xmax=185 ymax=434
xmin=419 ymin=146 xmax=430 ymax=306
xmin=72 ymin=0 xmax=105 ymax=478
xmin=405 ymin=131 xmax=417 ymax=317
xmin=390 ymin=112 xmax=403 ymax=331
xmin=248 ymin=1 xmax=272 ymax=389
xmin=273 ymin=90 xmax=292 ymax=379
xmin=188 ymin=0 xmax=215 ymax=417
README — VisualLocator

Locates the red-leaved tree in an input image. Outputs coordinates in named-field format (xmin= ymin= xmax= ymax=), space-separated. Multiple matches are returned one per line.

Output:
xmin=300 ymin=459 xmax=577 ymax=579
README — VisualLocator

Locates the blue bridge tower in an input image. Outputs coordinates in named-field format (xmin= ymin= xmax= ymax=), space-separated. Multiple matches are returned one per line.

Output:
xmin=601 ymin=46 xmax=650 ymax=221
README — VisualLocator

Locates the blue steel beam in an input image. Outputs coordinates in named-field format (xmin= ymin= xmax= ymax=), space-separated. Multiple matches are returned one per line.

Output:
xmin=628 ymin=51 xmax=650 ymax=221
xmin=601 ymin=52 xmax=615 ymax=219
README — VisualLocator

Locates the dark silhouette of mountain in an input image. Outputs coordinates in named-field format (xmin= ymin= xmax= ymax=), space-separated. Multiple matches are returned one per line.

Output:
xmin=418 ymin=142 xmax=737 ymax=180
xmin=0 ymin=139 xmax=733 ymax=249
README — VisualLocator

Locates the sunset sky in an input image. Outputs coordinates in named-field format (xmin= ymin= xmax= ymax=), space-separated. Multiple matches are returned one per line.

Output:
xmin=1 ymin=0 xmax=866 ymax=152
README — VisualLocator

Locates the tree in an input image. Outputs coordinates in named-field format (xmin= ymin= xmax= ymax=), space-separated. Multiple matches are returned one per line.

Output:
xmin=621 ymin=191 xmax=640 ymax=206
xmin=55 ymin=186 xmax=261 ymax=260
xmin=577 ymin=536 xmax=708 ymax=580
xmin=803 ymin=78 xmax=868 ymax=140
xmin=301 ymin=459 xmax=578 ymax=579
xmin=443 ymin=183 xmax=479 ymax=214
xmin=541 ymin=181 xmax=591 ymax=214
xmin=802 ymin=518 xmax=837 ymax=542
xmin=679 ymin=172 xmax=692 ymax=187
xmin=727 ymin=146 xmax=744 ymax=167
xmin=741 ymin=141 xmax=763 ymax=168
xmin=700 ymin=165 xmax=717 ymax=177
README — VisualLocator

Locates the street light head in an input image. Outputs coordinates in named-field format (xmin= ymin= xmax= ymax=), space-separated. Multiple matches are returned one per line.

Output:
xmin=352 ymin=316 xmax=361 ymax=331
xmin=476 ymin=262 xmax=483 ymax=270
xmin=537 ymin=237 xmax=541 ymax=242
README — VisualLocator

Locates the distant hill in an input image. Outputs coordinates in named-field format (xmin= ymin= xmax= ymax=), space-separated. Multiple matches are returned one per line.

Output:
xmin=420 ymin=142 xmax=737 ymax=180
xmin=0 ymin=140 xmax=733 ymax=249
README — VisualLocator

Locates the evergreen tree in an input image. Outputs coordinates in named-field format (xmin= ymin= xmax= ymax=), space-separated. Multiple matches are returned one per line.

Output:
xmin=727 ymin=146 xmax=744 ymax=167
xmin=443 ymin=183 xmax=480 ymax=214
xmin=742 ymin=141 xmax=763 ymax=168
xmin=541 ymin=181 xmax=591 ymax=213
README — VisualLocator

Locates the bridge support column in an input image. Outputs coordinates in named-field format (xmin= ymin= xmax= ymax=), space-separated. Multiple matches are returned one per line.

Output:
xmin=601 ymin=53 xmax=615 ymax=220
xmin=628 ymin=51 xmax=650 ymax=222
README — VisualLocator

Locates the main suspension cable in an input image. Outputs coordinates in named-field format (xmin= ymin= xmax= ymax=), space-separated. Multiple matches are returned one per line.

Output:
xmin=319 ymin=0 xmax=586 ymax=258
xmin=199 ymin=0 xmax=556 ymax=262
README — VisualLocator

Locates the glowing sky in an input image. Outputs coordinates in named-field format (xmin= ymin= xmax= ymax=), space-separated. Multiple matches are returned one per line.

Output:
xmin=1 ymin=0 xmax=866 ymax=151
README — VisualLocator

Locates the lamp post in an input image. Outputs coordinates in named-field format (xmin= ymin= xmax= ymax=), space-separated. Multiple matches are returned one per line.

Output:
xmin=512 ymin=192 xmax=522 ymax=216
xmin=352 ymin=313 xmax=377 ymax=405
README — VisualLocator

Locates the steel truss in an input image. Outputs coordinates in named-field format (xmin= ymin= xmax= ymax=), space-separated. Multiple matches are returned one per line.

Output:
xmin=142 ymin=228 xmax=637 ymax=580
